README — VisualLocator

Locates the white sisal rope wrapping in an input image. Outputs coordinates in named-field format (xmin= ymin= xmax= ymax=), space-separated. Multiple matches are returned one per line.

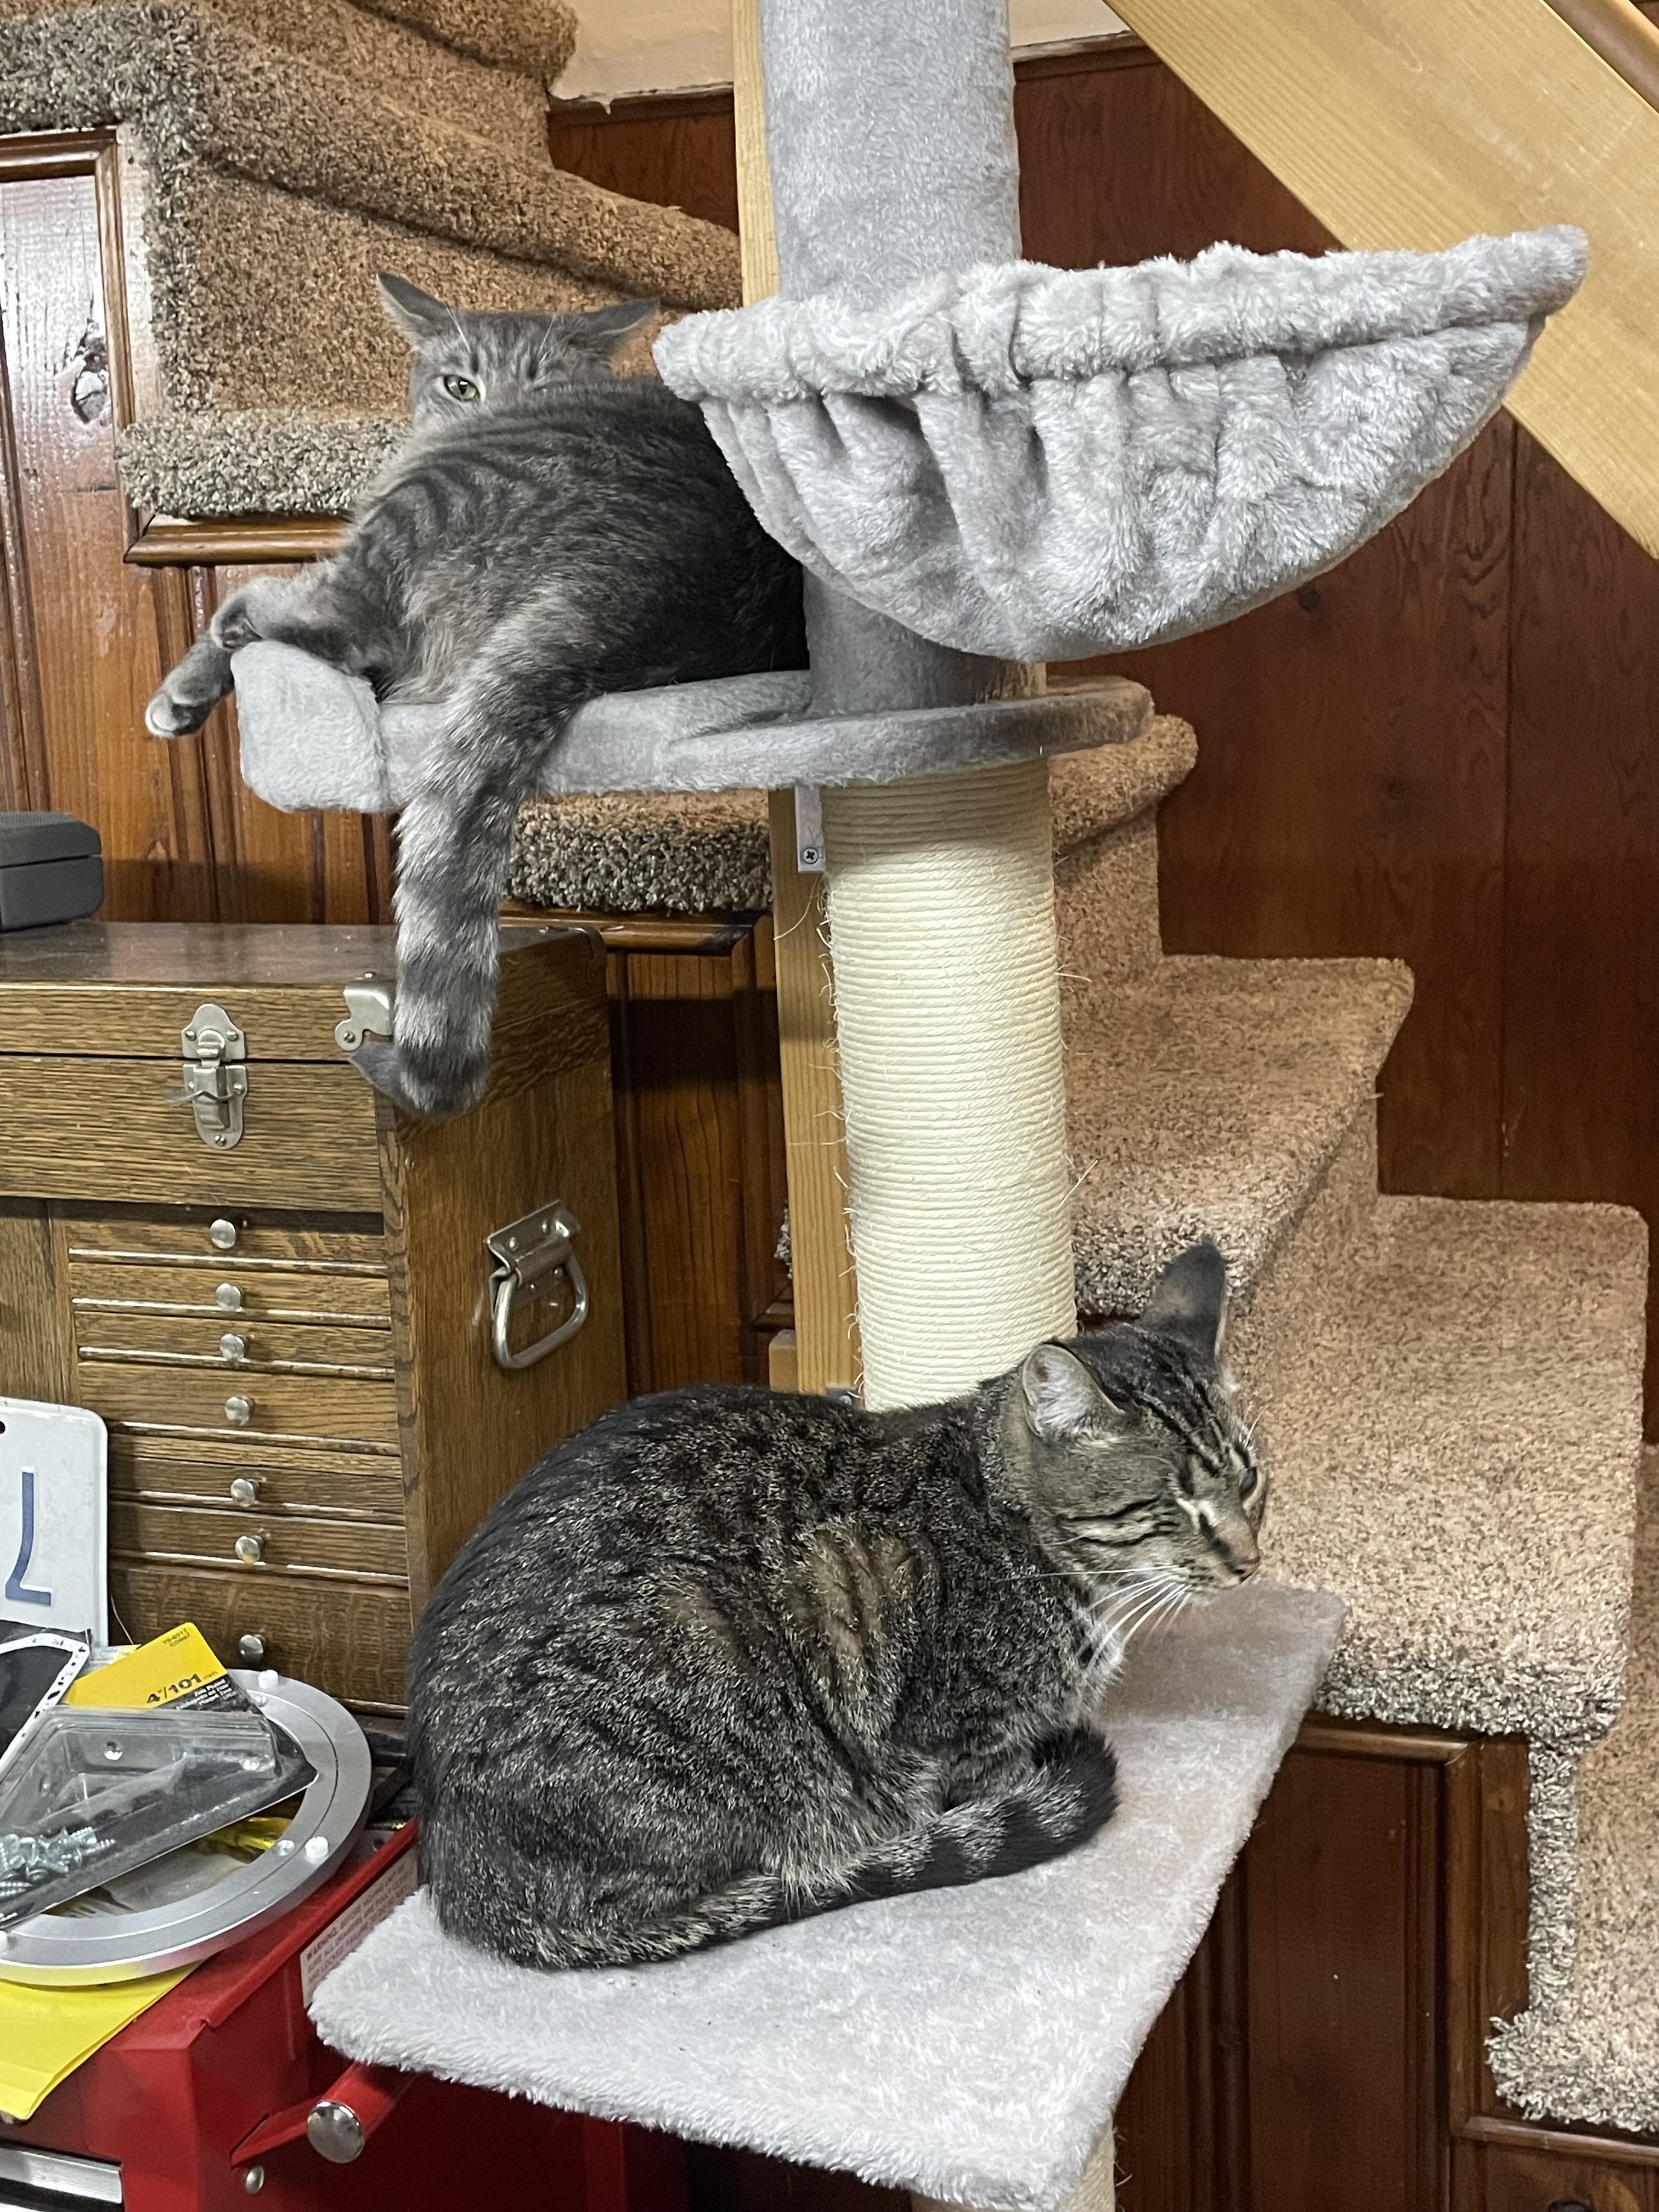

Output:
xmin=822 ymin=756 xmax=1078 ymax=1410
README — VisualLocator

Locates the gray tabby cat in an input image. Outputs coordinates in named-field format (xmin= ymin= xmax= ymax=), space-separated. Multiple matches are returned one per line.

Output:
xmin=411 ymin=1239 xmax=1265 ymax=1970
xmin=145 ymin=276 xmax=805 ymax=1119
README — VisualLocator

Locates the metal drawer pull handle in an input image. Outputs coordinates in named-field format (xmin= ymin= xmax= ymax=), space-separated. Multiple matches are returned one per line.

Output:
xmin=220 ymin=1331 xmax=248 ymax=1362
xmin=224 ymin=1395 xmax=253 ymax=1427
xmin=210 ymin=1217 xmax=239 ymax=1251
xmin=234 ymin=1533 xmax=264 ymax=1565
xmin=238 ymin=1633 xmax=267 ymax=1663
xmin=216 ymin=1281 xmax=244 ymax=1312
xmin=485 ymin=1202 xmax=589 ymax=1373
xmin=229 ymin=1477 xmax=261 ymax=1506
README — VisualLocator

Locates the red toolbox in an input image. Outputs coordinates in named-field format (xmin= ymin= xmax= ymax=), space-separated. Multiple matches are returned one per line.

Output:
xmin=0 ymin=1827 xmax=685 ymax=2212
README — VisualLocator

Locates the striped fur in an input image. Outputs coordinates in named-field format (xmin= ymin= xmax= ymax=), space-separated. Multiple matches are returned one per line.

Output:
xmin=411 ymin=1241 xmax=1263 ymax=1971
xmin=146 ymin=278 xmax=805 ymax=1119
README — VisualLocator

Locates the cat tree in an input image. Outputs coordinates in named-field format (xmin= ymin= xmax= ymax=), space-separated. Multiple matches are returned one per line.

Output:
xmin=281 ymin=1 xmax=1584 ymax=2202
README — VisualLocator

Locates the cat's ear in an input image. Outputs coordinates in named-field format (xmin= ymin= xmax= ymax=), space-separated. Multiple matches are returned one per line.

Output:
xmin=1140 ymin=1238 xmax=1229 ymax=1363
xmin=377 ymin=273 xmax=454 ymax=343
xmin=566 ymin=296 xmax=661 ymax=359
xmin=1020 ymin=1343 xmax=1120 ymax=1443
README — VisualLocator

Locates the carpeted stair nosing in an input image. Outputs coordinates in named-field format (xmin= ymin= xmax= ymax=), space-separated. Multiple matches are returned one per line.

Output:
xmin=353 ymin=0 xmax=577 ymax=82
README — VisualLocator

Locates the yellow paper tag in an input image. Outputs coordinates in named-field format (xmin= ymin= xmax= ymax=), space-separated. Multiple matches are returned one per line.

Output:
xmin=62 ymin=1623 xmax=227 ymax=1711
xmin=0 ymin=1970 xmax=191 ymax=2120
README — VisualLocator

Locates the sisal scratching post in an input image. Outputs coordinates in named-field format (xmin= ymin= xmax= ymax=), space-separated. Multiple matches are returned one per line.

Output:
xmin=820 ymin=755 xmax=1074 ymax=1407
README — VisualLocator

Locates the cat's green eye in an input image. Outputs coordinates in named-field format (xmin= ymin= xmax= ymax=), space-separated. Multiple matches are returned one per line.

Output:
xmin=442 ymin=374 xmax=481 ymax=403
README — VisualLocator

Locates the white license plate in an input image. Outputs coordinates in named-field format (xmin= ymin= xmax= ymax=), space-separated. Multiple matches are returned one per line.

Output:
xmin=0 ymin=1399 xmax=106 ymax=1641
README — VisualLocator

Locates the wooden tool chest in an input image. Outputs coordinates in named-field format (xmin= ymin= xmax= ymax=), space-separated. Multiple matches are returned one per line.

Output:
xmin=0 ymin=923 xmax=627 ymax=1716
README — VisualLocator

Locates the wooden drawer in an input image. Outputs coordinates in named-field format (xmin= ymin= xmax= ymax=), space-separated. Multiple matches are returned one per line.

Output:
xmin=109 ymin=1437 xmax=405 ymax=1521
xmin=77 ymin=1362 xmax=400 ymax=1449
xmin=110 ymin=1499 xmax=407 ymax=1582
xmin=109 ymin=1562 xmax=413 ymax=1711
xmin=1471 ymin=2146 xmax=1648 ymax=2212
xmin=0 ymin=1059 xmax=382 ymax=1209
xmin=69 ymin=1260 xmax=391 ymax=1325
xmin=57 ymin=1210 xmax=385 ymax=1269
xmin=74 ymin=1307 xmax=395 ymax=1375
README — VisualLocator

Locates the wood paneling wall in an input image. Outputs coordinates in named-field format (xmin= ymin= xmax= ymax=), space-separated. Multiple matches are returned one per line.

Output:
xmin=554 ymin=37 xmax=1659 ymax=1424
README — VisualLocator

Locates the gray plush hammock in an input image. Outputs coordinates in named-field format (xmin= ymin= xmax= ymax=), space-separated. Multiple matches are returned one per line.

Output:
xmin=652 ymin=227 xmax=1587 ymax=664
xmin=230 ymin=224 xmax=1585 ymax=813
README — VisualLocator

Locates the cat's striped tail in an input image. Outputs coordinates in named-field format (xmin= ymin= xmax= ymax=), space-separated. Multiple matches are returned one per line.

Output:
xmin=430 ymin=1733 xmax=1118 ymax=1971
xmin=364 ymin=629 xmax=593 ymax=1120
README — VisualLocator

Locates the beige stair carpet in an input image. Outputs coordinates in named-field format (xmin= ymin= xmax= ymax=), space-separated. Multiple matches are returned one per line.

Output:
xmin=0 ymin=0 xmax=738 ymax=513
xmin=1489 ymin=1448 xmax=1659 ymax=2134
xmin=502 ymin=715 xmax=1199 ymax=922
xmin=1066 ymin=955 xmax=1412 ymax=1317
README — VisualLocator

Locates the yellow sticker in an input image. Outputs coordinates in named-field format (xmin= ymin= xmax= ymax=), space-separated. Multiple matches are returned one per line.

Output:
xmin=61 ymin=1622 xmax=227 ymax=1710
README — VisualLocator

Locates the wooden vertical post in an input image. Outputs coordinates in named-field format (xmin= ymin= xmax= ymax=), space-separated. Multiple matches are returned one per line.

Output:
xmin=733 ymin=0 xmax=861 ymax=1397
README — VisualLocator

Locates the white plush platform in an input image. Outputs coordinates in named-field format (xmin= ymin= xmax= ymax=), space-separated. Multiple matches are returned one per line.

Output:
xmin=311 ymin=1582 xmax=1341 ymax=2211
xmin=226 ymin=642 xmax=1150 ymax=808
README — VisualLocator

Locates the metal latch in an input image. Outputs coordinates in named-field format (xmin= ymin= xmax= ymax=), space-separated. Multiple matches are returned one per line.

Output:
xmin=181 ymin=1003 xmax=247 ymax=1152
xmin=335 ymin=974 xmax=395 ymax=1054
xmin=485 ymin=1203 xmax=589 ymax=1372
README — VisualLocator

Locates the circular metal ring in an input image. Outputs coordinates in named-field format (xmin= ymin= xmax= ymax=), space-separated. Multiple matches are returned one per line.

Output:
xmin=0 ymin=1675 xmax=372 ymax=1984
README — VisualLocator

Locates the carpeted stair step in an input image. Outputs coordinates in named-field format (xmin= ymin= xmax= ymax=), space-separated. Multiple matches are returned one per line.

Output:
xmin=1066 ymin=954 xmax=1413 ymax=1319
xmin=1249 ymin=1194 xmax=1647 ymax=1747
xmin=352 ymin=0 xmax=578 ymax=81
xmin=3 ymin=0 xmax=566 ymax=162
xmin=1488 ymin=1447 xmax=1659 ymax=2135
xmin=501 ymin=710 xmax=1199 ymax=925
xmin=0 ymin=4 xmax=736 ymax=308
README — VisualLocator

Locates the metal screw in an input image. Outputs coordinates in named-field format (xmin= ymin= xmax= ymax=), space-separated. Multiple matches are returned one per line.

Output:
xmin=210 ymin=1217 xmax=238 ymax=1250
xmin=799 ymin=844 xmax=823 ymax=867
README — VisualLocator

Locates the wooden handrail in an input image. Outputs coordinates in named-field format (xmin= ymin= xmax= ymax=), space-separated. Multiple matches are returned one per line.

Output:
xmin=1546 ymin=0 xmax=1659 ymax=112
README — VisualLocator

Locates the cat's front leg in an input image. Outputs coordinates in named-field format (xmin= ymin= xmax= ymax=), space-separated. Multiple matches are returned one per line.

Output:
xmin=144 ymin=575 xmax=314 ymax=738
xmin=144 ymin=636 xmax=236 ymax=737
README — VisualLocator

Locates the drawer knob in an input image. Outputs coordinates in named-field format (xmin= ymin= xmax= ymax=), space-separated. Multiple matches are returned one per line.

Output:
xmin=209 ymin=1218 xmax=239 ymax=1251
xmin=219 ymin=1331 xmax=248 ymax=1363
xmin=216 ymin=1282 xmax=244 ymax=1312
xmin=224 ymin=1395 xmax=253 ymax=1427
xmin=229 ymin=1476 xmax=261 ymax=1506
xmin=234 ymin=1532 xmax=265 ymax=1565
xmin=238 ymin=1633 xmax=267 ymax=1663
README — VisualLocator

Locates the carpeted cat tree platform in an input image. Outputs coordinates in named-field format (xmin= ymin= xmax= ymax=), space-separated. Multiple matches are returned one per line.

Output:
xmin=285 ymin=2 xmax=1588 ymax=2203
